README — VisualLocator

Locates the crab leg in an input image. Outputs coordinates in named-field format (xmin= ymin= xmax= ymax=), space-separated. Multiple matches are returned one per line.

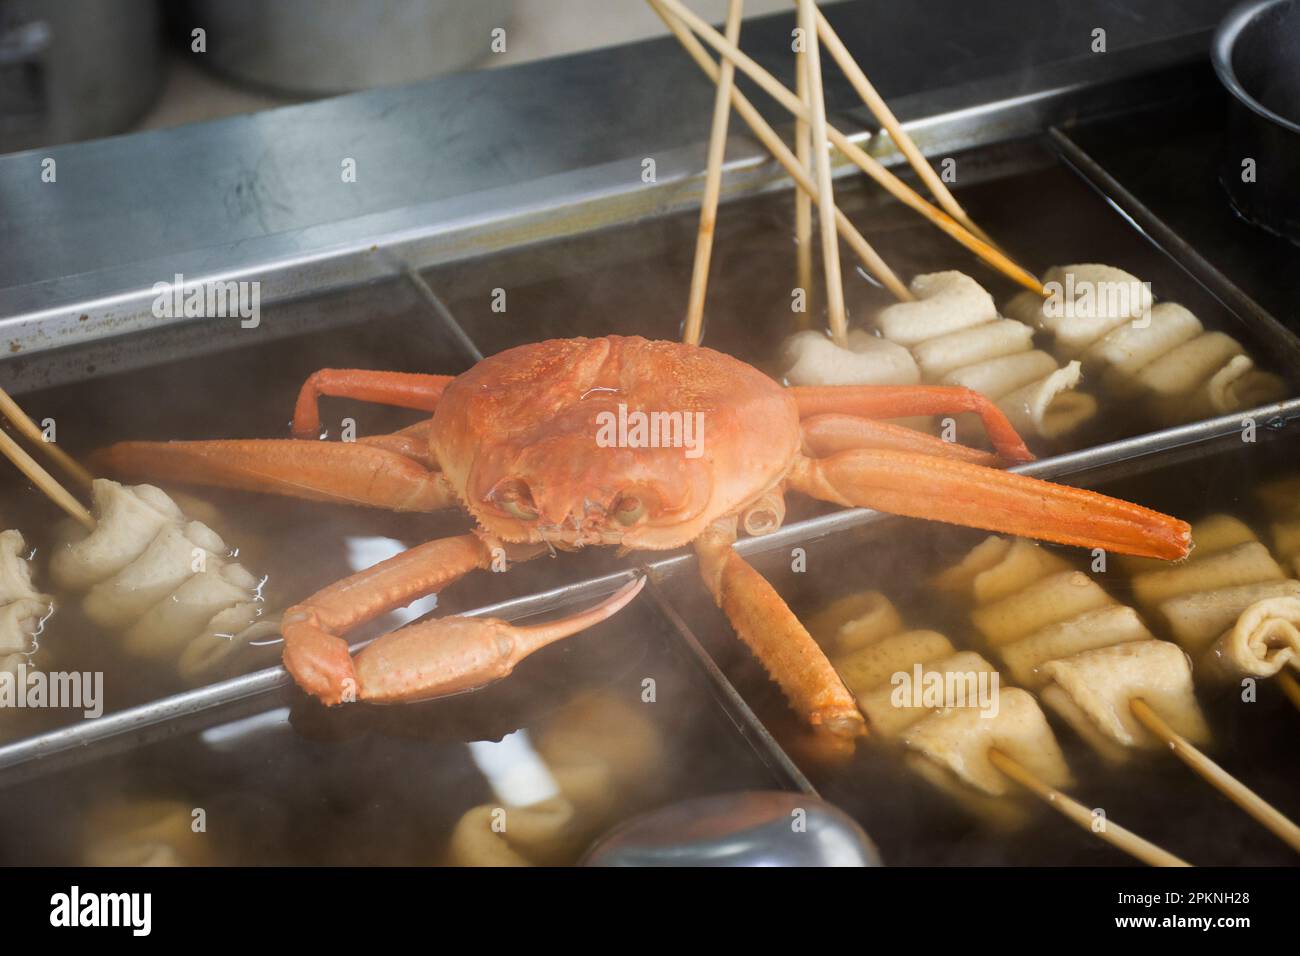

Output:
xmin=788 ymin=449 xmax=1191 ymax=560
xmin=801 ymin=413 xmax=1002 ymax=467
xmin=696 ymin=518 xmax=864 ymax=737
xmin=358 ymin=420 xmax=436 ymax=468
xmin=93 ymin=438 xmax=456 ymax=511
xmin=279 ymin=529 xmax=639 ymax=704
xmin=291 ymin=369 xmax=453 ymax=438
xmin=354 ymin=576 xmax=645 ymax=703
xmin=789 ymin=385 xmax=1034 ymax=463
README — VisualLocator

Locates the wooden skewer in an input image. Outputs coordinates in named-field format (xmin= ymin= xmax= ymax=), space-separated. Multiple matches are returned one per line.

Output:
xmin=797 ymin=0 xmax=847 ymax=346
xmin=807 ymin=4 xmax=994 ymax=247
xmin=0 ymin=427 xmax=94 ymax=530
xmin=654 ymin=0 xmax=1044 ymax=296
xmin=0 ymin=387 xmax=94 ymax=490
xmin=794 ymin=39 xmax=814 ymax=326
xmin=648 ymin=0 xmax=911 ymax=303
xmin=1278 ymin=669 xmax=1300 ymax=712
xmin=682 ymin=0 xmax=744 ymax=347
xmin=988 ymin=748 xmax=1191 ymax=867
xmin=1130 ymin=697 xmax=1300 ymax=854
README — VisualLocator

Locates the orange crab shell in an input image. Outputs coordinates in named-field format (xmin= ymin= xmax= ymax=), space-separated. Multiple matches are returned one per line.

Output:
xmin=429 ymin=336 xmax=802 ymax=550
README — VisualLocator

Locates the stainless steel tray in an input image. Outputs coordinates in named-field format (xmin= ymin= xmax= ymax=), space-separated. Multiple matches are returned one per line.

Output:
xmin=1 ymin=71 xmax=1298 ymax=864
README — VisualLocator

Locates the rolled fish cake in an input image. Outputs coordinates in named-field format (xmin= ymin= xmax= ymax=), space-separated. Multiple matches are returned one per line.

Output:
xmin=782 ymin=328 xmax=920 ymax=387
xmin=51 ymin=479 xmax=274 ymax=681
xmin=0 ymin=530 xmax=52 ymax=677
xmin=876 ymin=272 xmax=1095 ymax=440
xmin=1006 ymin=264 xmax=1284 ymax=425
xmin=1122 ymin=513 xmax=1300 ymax=680
xmin=1202 ymin=596 xmax=1300 ymax=680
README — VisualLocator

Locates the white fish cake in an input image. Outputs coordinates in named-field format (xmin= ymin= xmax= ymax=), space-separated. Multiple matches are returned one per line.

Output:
xmin=804 ymin=590 xmax=904 ymax=654
xmin=901 ymin=687 xmax=1073 ymax=797
xmin=940 ymin=349 xmax=1058 ymax=399
xmin=1131 ymin=541 xmax=1283 ymax=610
xmin=971 ymin=570 xmax=1113 ymax=646
xmin=1159 ymin=579 xmax=1300 ymax=653
xmin=834 ymin=629 xmax=955 ymax=696
xmin=52 ymin=480 xmax=183 ymax=590
xmin=876 ymin=271 xmax=997 ymax=346
xmin=124 ymin=563 xmax=260 ymax=656
xmin=911 ymin=319 xmax=1033 ymax=380
xmin=934 ymin=536 xmax=1071 ymax=605
xmin=996 ymin=361 xmax=1096 ymax=440
xmin=999 ymin=605 xmax=1153 ymax=689
xmin=1204 ymin=596 xmax=1300 ymax=680
xmin=782 ymin=328 xmax=920 ymax=386
xmin=82 ymin=524 xmax=219 ymax=629
xmin=856 ymin=650 xmax=997 ymax=739
xmin=1041 ymin=640 xmax=1211 ymax=752
xmin=1133 ymin=331 xmax=1244 ymax=399
xmin=1088 ymin=302 xmax=1203 ymax=386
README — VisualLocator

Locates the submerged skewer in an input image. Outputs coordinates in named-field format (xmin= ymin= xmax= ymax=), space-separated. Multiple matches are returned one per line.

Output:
xmin=654 ymin=0 xmax=1044 ymax=295
xmin=806 ymin=4 xmax=994 ymax=248
xmin=1279 ymin=670 xmax=1300 ymax=711
xmin=0 ymin=386 xmax=93 ymax=490
xmin=682 ymin=0 xmax=744 ymax=347
xmin=0 ymin=427 xmax=94 ymax=530
xmin=987 ymin=748 xmax=1190 ymax=867
xmin=1130 ymin=697 xmax=1300 ymax=854
xmin=796 ymin=0 xmax=847 ymax=346
xmin=648 ymin=0 xmax=911 ymax=302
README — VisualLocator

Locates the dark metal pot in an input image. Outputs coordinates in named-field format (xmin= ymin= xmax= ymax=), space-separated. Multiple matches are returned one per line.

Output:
xmin=0 ymin=0 xmax=162 ymax=153
xmin=1214 ymin=0 xmax=1300 ymax=242
xmin=182 ymin=0 xmax=514 ymax=97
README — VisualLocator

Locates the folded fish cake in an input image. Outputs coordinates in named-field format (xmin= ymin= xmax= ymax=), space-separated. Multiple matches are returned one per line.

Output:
xmin=1041 ymin=640 xmax=1211 ymax=755
xmin=901 ymin=686 xmax=1074 ymax=797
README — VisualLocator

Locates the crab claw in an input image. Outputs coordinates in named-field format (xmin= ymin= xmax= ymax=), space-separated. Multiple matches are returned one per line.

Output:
xmin=349 ymin=575 xmax=646 ymax=703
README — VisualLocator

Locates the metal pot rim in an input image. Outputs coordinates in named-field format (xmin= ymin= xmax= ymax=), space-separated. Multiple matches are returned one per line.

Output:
xmin=1213 ymin=0 xmax=1300 ymax=135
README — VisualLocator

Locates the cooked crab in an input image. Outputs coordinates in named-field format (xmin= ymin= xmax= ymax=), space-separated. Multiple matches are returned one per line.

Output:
xmin=95 ymin=336 xmax=1189 ymax=736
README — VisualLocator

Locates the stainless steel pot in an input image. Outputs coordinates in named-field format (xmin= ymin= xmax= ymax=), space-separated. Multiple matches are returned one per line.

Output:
xmin=0 ymin=0 xmax=162 ymax=152
xmin=183 ymin=0 xmax=515 ymax=96
xmin=1213 ymin=0 xmax=1300 ymax=242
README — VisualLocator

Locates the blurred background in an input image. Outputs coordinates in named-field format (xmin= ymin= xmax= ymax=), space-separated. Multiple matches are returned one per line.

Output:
xmin=0 ymin=0 xmax=796 ymax=153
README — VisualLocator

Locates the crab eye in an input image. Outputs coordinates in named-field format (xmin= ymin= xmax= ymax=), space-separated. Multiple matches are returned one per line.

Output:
xmin=491 ymin=480 xmax=537 ymax=520
xmin=503 ymin=499 xmax=538 ymax=520
xmin=613 ymin=495 xmax=647 ymax=526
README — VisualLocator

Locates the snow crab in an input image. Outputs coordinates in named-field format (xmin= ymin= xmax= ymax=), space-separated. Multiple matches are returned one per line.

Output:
xmin=95 ymin=335 xmax=1190 ymax=736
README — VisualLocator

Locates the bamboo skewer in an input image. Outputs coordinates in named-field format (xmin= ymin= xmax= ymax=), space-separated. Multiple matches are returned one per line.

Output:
xmin=794 ymin=40 xmax=813 ymax=325
xmin=796 ymin=0 xmax=847 ymax=345
xmin=0 ymin=387 xmax=93 ymax=490
xmin=1278 ymin=670 xmax=1300 ymax=712
xmin=648 ymin=0 xmax=911 ymax=303
xmin=806 ymin=4 xmax=994 ymax=247
xmin=0 ymin=427 xmax=94 ymax=530
xmin=654 ymin=0 xmax=1044 ymax=295
xmin=1130 ymin=697 xmax=1300 ymax=854
xmin=988 ymin=748 xmax=1190 ymax=867
xmin=682 ymin=0 xmax=744 ymax=347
